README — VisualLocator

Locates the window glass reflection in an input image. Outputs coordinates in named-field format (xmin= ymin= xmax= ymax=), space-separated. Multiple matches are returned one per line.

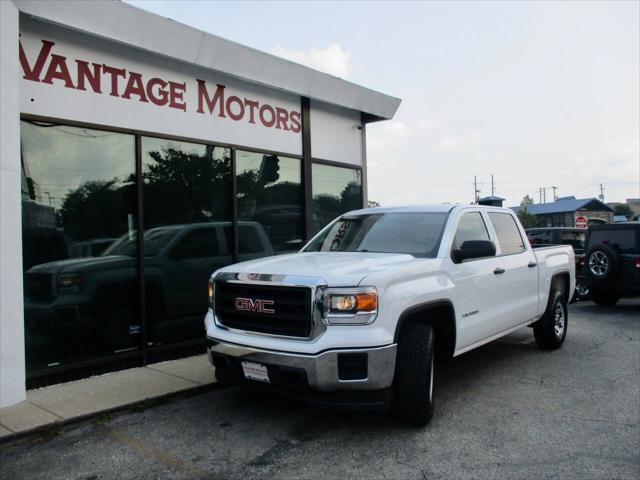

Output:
xmin=21 ymin=121 xmax=139 ymax=372
xmin=141 ymin=138 xmax=232 ymax=346
xmin=236 ymin=150 xmax=303 ymax=255
xmin=311 ymin=163 xmax=362 ymax=234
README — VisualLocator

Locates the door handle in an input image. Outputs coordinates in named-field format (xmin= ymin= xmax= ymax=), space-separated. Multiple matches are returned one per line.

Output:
xmin=528 ymin=262 xmax=538 ymax=268
xmin=493 ymin=267 xmax=506 ymax=275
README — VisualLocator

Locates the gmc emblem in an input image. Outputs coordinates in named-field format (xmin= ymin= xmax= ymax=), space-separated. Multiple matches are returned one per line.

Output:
xmin=234 ymin=297 xmax=275 ymax=314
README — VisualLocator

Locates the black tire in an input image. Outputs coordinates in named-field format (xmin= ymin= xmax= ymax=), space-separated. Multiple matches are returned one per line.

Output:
xmin=393 ymin=323 xmax=435 ymax=426
xmin=533 ymin=290 xmax=568 ymax=350
xmin=591 ymin=288 xmax=620 ymax=307
xmin=586 ymin=244 xmax=619 ymax=283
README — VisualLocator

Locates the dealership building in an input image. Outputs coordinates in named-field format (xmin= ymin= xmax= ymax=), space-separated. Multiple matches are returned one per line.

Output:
xmin=0 ymin=0 xmax=400 ymax=408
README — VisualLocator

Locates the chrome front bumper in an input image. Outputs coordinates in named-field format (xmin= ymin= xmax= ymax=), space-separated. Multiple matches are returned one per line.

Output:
xmin=207 ymin=338 xmax=397 ymax=392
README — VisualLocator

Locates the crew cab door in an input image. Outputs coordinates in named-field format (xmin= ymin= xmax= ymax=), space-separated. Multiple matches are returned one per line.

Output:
xmin=486 ymin=212 xmax=539 ymax=328
xmin=449 ymin=210 xmax=507 ymax=350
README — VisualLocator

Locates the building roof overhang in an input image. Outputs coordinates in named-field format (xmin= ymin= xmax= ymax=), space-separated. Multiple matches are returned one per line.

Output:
xmin=15 ymin=0 xmax=401 ymax=122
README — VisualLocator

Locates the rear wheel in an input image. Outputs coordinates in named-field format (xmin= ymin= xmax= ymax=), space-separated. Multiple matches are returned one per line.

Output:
xmin=591 ymin=288 xmax=620 ymax=307
xmin=533 ymin=290 xmax=568 ymax=350
xmin=393 ymin=323 xmax=435 ymax=426
xmin=586 ymin=244 xmax=619 ymax=283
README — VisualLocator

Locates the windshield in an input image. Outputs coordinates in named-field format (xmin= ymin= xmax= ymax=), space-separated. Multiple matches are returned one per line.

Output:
xmin=102 ymin=228 xmax=180 ymax=257
xmin=303 ymin=212 xmax=449 ymax=257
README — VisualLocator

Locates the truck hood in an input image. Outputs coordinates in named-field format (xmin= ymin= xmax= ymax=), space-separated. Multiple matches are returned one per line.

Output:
xmin=28 ymin=255 xmax=135 ymax=274
xmin=217 ymin=252 xmax=417 ymax=286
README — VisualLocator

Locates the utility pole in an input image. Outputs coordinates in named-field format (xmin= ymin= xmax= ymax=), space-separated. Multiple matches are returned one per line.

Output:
xmin=539 ymin=188 xmax=542 ymax=204
xmin=474 ymin=175 xmax=480 ymax=203
xmin=599 ymin=183 xmax=605 ymax=202
xmin=552 ymin=186 xmax=557 ymax=201
xmin=491 ymin=175 xmax=495 ymax=197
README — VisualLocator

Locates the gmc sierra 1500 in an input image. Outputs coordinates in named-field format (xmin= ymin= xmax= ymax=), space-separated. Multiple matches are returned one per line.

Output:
xmin=205 ymin=204 xmax=575 ymax=425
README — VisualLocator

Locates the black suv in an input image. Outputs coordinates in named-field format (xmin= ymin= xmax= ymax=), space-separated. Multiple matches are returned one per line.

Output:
xmin=579 ymin=223 xmax=640 ymax=306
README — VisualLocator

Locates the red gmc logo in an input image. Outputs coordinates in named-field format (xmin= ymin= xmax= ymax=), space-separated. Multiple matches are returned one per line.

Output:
xmin=234 ymin=297 xmax=275 ymax=314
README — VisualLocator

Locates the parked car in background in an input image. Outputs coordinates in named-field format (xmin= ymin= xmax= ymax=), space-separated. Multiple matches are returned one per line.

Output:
xmin=69 ymin=238 xmax=116 ymax=258
xmin=22 ymin=226 xmax=70 ymax=271
xmin=24 ymin=222 xmax=274 ymax=351
xmin=526 ymin=227 xmax=588 ymax=300
xmin=579 ymin=222 xmax=640 ymax=306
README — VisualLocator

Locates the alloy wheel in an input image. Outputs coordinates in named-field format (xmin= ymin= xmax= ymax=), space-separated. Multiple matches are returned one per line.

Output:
xmin=553 ymin=302 xmax=565 ymax=338
xmin=589 ymin=250 xmax=608 ymax=276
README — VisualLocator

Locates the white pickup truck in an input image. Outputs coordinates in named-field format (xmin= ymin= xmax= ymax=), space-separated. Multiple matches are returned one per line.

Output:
xmin=205 ymin=205 xmax=575 ymax=425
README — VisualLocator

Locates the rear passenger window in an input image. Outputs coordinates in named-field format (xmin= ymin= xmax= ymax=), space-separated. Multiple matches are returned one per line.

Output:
xmin=489 ymin=213 xmax=526 ymax=255
xmin=171 ymin=228 xmax=219 ymax=259
xmin=238 ymin=225 xmax=266 ymax=254
xmin=222 ymin=225 xmax=268 ymax=254
xmin=453 ymin=212 xmax=490 ymax=250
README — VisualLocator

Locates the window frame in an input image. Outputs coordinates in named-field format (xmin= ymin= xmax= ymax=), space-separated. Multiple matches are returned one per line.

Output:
xmin=235 ymin=149 xmax=305 ymax=255
xmin=310 ymin=160 xmax=364 ymax=236
xmin=487 ymin=211 xmax=528 ymax=257
xmin=449 ymin=210 xmax=494 ymax=263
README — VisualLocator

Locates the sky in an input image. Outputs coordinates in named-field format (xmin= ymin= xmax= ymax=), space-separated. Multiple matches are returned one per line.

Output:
xmin=126 ymin=0 xmax=639 ymax=207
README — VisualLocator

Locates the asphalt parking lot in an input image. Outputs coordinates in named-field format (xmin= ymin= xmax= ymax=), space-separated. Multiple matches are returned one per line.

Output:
xmin=1 ymin=299 xmax=638 ymax=480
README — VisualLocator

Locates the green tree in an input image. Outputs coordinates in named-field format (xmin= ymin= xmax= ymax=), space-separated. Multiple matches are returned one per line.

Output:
xmin=142 ymin=147 xmax=231 ymax=227
xmin=60 ymin=179 xmax=134 ymax=240
xmin=517 ymin=195 xmax=538 ymax=228
xmin=614 ymin=204 xmax=632 ymax=217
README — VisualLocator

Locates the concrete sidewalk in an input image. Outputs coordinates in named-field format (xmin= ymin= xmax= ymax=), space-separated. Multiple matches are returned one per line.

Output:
xmin=0 ymin=354 xmax=215 ymax=440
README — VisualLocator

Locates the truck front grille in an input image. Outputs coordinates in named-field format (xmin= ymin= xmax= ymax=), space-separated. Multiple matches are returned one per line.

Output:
xmin=25 ymin=272 xmax=54 ymax=302
xmin=215 ymin=282 xmax=312 ymax=338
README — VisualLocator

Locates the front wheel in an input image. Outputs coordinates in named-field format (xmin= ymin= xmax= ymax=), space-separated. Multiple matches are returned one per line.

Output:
xmin=393 ymin=323 xmax=435 ymax=425
xmin=533 ymin=291 xmax=568 ymax=350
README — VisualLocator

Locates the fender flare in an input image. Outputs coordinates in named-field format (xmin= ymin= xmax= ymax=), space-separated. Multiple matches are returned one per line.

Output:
xmin=393 ymin=300 xmax=457 ymax=358
xmin=549 ymin=270 xmax=571 ymax=302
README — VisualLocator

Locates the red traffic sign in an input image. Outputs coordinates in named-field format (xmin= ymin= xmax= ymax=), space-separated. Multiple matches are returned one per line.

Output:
xmin=575 ymin=216 xmax=588 ymax=228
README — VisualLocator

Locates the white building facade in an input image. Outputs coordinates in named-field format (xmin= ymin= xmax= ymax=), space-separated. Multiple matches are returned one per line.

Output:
xmin=0 ymin=0 xmax=400 ymax=407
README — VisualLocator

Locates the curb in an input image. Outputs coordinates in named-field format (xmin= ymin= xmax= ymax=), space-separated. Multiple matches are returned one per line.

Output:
xmin=0 ymin=382 xmax=222 ymax=447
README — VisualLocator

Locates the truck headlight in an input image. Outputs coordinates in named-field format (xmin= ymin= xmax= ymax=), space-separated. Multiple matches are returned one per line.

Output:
xmin=58 ymin=274 xmax=83 ymax=289
xmin=325 ymin=288 xmax=378 ymax=325
xmin=208 ymin=278 xmax=215 ymax=310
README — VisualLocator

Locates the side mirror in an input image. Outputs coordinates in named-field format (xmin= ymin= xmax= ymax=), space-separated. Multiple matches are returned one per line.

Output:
xmin=453 ymin=240 xmax=496 ymax=263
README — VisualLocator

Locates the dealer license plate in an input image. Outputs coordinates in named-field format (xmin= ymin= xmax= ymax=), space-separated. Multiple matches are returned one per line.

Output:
xmin=241 ymin=361 xmax=270 ymax=383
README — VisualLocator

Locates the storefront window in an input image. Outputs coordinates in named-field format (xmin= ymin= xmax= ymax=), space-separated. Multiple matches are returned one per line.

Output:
xmin=141 ymin=137 xmax=232 ymax=346
xmin=236 ymin=150 xmax=304 ymax=255
xmin=20 ymin=121 xmax=365 ymax=379
xmin=21 ymin=121 xmax=139 ymax=371
xmin=311 ymin=163 xmax=362 ymax=234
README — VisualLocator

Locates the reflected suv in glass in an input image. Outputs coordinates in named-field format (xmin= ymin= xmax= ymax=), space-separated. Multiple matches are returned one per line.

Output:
xmin=24 ymin=222 xmax=273 ymax=351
